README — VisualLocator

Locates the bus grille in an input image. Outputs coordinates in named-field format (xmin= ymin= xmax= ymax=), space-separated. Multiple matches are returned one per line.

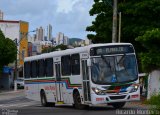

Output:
xmin=109 ymin=95 xmax=126 ymax=100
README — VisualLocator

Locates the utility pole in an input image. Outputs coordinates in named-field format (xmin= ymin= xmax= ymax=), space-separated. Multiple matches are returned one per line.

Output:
xmin=14 ymin=38 xmax=18 ymax=80
xmin=112 ymin=0 xmax=118 ymax=43
xmin=118 ymin=12 xmax=121 ymax=43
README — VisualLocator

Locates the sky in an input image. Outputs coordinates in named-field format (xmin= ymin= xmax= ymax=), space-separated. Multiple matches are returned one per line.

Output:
xmin=0 ymin=0 xmax=95 ymax=39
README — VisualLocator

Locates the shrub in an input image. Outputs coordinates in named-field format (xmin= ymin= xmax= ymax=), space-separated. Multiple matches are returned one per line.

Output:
xmin=146 ymin=94 xmax=160 ymax=115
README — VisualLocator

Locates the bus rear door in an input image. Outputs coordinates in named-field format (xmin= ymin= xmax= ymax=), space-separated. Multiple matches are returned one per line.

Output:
xmin=54 ymin=57 xmax=64 ymax=104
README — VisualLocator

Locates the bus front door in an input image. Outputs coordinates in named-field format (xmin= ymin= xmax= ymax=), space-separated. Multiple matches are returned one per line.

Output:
xmin=55 ymin=63 xmax=64 ymax=103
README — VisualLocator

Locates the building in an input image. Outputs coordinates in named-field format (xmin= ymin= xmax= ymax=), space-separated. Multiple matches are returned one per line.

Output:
xmin=64 ymin=36 xmax=69 ymax=45
xmin=47 ymin=24 xmax=52 ymax=41
xmin=84 ymin=37 xmax=92 ymax=45
xmin=36 ymin=26 xmax=44 ymax=41
xmin=0 ymin=10 xmax=3 ymax=20
xmin=0 ymin=20 xmax=29 ymax=66
xmin=55 ymin=32 xmax=69 ymax=45
xmin=0 ymin=20 xmax=29 ymax=82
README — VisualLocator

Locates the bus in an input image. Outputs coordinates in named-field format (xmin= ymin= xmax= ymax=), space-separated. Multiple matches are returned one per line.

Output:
xmin=24 ymin=43 xmax=140 ymax=109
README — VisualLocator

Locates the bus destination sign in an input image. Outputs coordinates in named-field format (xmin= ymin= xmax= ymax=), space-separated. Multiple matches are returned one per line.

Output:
xmin=90 ymin=45 xmax=134 ymax=56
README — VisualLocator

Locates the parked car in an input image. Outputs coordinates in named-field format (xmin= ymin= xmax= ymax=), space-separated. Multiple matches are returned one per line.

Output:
xmin=14 ymin=78 xmax=24 ymax=89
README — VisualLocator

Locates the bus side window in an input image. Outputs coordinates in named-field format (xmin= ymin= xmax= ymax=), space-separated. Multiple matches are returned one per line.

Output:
xmin=71 ymin=54 xmax=80 ymax=75
xmin=24 ymin=61 xmax=30 ymax=78
xmin=38 ymin=59 xmax=45 ymax=77
xmin=45 ymin=58 xmax=53 ymax=77
xmin=61 ymin=55 xmax=71 ymax=76
xmin=31 ymin=61 xmax=38 ymax=78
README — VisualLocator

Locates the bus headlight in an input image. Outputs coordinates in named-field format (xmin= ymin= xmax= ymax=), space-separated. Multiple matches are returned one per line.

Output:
xmin=92 ymin=87 xmax=106 ymax=95
xmin=129 ymin=84 xmax=139 ymax=93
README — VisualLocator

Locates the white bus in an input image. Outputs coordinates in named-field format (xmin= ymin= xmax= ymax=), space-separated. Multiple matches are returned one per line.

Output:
xmin=24 ymin=43 xmax=140 ymax=109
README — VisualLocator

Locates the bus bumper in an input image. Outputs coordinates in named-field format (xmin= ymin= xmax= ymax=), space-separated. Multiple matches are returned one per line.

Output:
xmin=90 ymin=92 xmax=140 ymax=105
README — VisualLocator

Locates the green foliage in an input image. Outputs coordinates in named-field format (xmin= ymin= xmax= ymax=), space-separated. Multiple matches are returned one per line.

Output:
xmin=86 ymin=0 xmax=112 ymax=43
xmin=42 ymin=44 xmax=68 ymax=53
xmin=0 ymin=29 xmax=17 ymax=73
xmin=55 ymin=44 xmax=68 ymax=50
xmin=136 ymin=28 xmax=160 ymax=72
xmin=146 ymin=94 xmax=160 ymax=115
xmin=136 ymin=29 xmax=160 ymax=51
xmin=86 ymin=0 xmax=160 ymax=53
xmin=42 ymin=47 xmax=55 ymax=53
xmin=139 ymin=52 xmax=160 ymax=72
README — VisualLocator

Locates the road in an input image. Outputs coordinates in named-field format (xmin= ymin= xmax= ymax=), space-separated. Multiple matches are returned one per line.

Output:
xmin=0 ymin=90 xmax=149 ymax=115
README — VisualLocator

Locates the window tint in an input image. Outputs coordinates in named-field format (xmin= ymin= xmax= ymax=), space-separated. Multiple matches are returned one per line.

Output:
xmin=31 ymin=61 xmax=37 ymax=78
xmin=24 ymin=62 xmax=30 ymax=78
xmin=38 ymin=59 xmax=45 ymax=77
xmin=61 ymin=55 xmax=71 ymax=76
xmin=71 ymin=54 xmax=80 ymax=75
xmin=45 ymin=58 xmax=53 ymax=77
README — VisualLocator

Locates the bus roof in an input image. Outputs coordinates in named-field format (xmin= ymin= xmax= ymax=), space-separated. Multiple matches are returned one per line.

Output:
xmin=24 ymin=43 xmax=132 ymax=62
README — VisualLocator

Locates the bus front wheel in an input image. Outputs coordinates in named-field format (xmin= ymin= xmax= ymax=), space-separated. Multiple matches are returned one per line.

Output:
xmin=73 ymin=92 xmax=86 ymax=109
xmin=110 ymin=102 xmax=126 ymax=109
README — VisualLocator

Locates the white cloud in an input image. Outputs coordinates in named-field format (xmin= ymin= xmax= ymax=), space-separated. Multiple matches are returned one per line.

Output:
xmin=0 ymin=0 xmax=94 ymax=39
xmin=56 ymin=0 xmax=79 ymax=13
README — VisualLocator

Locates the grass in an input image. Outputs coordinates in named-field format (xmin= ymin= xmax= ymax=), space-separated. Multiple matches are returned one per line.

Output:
xmin=145 ymin=94 xmax=160 ymax=115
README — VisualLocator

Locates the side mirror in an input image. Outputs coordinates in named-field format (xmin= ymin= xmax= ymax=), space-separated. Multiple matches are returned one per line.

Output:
xmin=87 ymin=59 xmax=91 ymax=67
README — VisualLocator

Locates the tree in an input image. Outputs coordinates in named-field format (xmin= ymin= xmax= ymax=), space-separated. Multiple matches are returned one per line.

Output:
xmin=136 ymin=28 xmax=160 ymax=72
xmin=0 ymin=29 xmax=17 ymax=72
xmin=86 ymin=0 xmax=160 ymax=53
xmin=86 ymin=0 xmax=112 ymax=43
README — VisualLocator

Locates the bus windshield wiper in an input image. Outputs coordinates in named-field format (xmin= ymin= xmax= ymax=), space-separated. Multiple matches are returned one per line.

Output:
xmin=117 ymin=53 xmax=126 ymax=65
xmin=116 ymin=53 xmax=130 ymax=76
xmin=101 ymin=55 xmax=111 ymax=69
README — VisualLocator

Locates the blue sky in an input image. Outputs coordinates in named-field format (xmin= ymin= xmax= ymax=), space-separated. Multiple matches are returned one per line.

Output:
xmin=0 ymin=0 xmax=94 ymax=39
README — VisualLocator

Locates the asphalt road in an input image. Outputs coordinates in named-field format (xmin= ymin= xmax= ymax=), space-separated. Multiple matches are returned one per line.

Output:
xmin=0 ymin=90 xmax=149 ymax=115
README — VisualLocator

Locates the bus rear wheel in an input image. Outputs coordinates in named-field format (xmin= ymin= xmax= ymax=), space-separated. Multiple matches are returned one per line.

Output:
xmin=73 ymin=92 xmax=86 ymax=109
xmin=110 ymin=102 xmax=126 ymax=109
xmin=40 ymin=91 xmax=55 ymax=107
xmin=41 ymin=91 xmax=48 ymax=107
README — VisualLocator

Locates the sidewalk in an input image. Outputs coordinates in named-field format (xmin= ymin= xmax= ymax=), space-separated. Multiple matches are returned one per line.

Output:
xmin=0 ymin=89 xmax=24 ymax=95
xmin=126 ymin=96 xmax=149 ymax=109
xmin=0 ymin=89 xmax=25 ymax=101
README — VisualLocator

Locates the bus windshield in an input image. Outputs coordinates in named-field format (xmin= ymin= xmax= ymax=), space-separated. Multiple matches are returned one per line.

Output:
xmin=91 ymin=55 xmax=138 ymax=84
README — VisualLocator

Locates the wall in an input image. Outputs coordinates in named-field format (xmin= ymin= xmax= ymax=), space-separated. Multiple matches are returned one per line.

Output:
xmin=0 ymin=21 xmax=20 ymax=41
xmin=0 ymin=73 xmax=13 ymax=90
xmin=147 ymin=70 xmax=160 ymax=99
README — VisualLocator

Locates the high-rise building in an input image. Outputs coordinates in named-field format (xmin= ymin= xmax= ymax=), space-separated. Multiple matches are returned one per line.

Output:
xmin=64 ymin=36 xmax=69 ymax=45
xmin=55 ymin=32 xmax=69 ymax=45
xmin=56 ymin=32 xmax=64 ymax=45
xmin=0 ymin=10 xmax=3 ymax=20
xmin=36 ymin=26 xmax=44 ymax=41
xmin=47 ymin=24 xmax=52 ymax=41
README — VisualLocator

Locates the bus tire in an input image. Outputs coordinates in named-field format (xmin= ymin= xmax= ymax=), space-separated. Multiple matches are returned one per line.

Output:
xmin=111 ymin=102 xmax=126 ymax=109
xmin=40 ymin=91 xmax=49 ymax=107
xmin=73 ymin=92 xmax=86 ymax=109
